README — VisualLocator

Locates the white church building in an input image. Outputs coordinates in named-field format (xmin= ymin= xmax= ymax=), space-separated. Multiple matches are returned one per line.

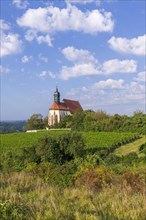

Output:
xmin=48 ymin=87 xmax=83 ymax=126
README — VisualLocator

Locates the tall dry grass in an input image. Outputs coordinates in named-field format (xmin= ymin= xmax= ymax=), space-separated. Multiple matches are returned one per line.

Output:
xmin=0 ymin=172 xmax=146 ymax=220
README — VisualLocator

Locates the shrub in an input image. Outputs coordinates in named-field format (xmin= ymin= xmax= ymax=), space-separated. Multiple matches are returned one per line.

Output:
xmin=75 ymin=167 xmax=113 ymax=191
xmin=59 ymin=132 xmax=85 ymax=159
xmin=122 ymin=152 xmax=138 ymax=165
xmin=36 ymin=137 xmax=63 ymax=164
xmin=0 ymin=200 xmax=33 ymax=220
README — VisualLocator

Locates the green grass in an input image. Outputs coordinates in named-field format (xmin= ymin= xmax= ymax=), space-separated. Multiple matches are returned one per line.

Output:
xmin=115 ymin=135 xmax=146 ymax=156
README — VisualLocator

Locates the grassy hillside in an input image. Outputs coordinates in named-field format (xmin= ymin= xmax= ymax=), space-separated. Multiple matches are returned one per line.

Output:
xmin=115 ymin=135 xmax=146 ymax=156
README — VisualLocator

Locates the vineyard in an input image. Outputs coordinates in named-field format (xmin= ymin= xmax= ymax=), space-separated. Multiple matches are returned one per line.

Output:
xmin=83 ymin=132 xmax=139 ymax=149
xmin=0 ymin=130 xmax=140 ymax=155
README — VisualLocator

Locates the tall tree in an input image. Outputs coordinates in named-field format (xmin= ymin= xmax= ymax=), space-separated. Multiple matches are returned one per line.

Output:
xmin=25 ymin=114 xmax=45 ymax=130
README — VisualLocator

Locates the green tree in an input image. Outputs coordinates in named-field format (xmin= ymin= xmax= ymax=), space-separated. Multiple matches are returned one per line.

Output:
xmin=59 ymin=132 xmax=85 ymax=159
xmin=71 ymin=110 xmax=85 ymax=131
xmin=25 ymin=114 xmax=45 ymax=130
xmin=59 ymin=115 xmax=73 ymax=128
xmin=84 ymin=110 xmax=109 ymax=131
xmin=43 ymin=116 xmax=48 ymax=128
xmin=36 ymin=137 xmax=63 ymax=164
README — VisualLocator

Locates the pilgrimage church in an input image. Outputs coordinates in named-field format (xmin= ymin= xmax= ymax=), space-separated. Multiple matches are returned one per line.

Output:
xmin=48 ymin=87 xmax=83 ymax=126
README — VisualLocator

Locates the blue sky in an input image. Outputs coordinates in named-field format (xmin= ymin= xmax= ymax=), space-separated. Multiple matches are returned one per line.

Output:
xmin=0 ymin=0 xmax=145 ymax=120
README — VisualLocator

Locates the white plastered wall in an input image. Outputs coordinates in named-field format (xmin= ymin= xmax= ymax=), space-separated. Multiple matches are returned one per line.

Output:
xmin=48 ymin=110 xmax=71 ymax=126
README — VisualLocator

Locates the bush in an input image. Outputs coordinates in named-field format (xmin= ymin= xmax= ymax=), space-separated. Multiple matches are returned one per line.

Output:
xmin=75 ymin=167 xmax=113 ymax=191
xmin=122 ymin=152 xmax=138 ymax=165
xmin=59 ymin=132 xmax=85 ymax=159
xmin=0 ymin=200 xmax=33 ymax=220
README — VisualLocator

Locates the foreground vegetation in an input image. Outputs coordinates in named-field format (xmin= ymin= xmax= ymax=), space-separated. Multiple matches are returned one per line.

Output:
xmin=0 ymin=171 xmax=146 ymax=220
xmin=0 ymin=130 xmax=146 ymax=219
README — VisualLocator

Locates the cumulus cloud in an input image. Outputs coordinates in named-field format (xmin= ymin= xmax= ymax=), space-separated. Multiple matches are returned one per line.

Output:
xmin=0 ymin=65 xmax=10 ymax=74
xmin=21 ymin=55 xmax=33 ymax=63
xmin=12 ymin=0 xmax=29 ymax=9
xmin=62 ymin=46 xmax=98 ymax=64
xmin=102 ymin=59 xmax=137 ymax=74
xmin=0 ymin=19 xmax=23 ymax=57
xmin=60 ymin=63 xmax=98 ymax=80
xmin=134 ymin=71 xmax=146 ymax=82
xmin=108 ymin=35 xmax=146 ymax=56
xmin=93 ymin=79 xmax=124 ymax=90
xmin=17 ymin=4 xmax=114 ymax=46
xmin=66 ymin=79 xmax=145 ymax=113
xmin=36 ymin=34 xmax=53 ymax=47
xmin=25 ymin=30 xmax=53 ymax=47
xmin=59 ymin=46 xmax=137 ymax=80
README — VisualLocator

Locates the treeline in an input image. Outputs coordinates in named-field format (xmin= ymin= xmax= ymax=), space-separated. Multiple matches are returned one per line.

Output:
xmin=4 ymin=110 xmax=145 ymax=134
xmin=0 ymin=121 xmax=26 ymax=134
xmin=58 ymin=110 xmax=146 ymax=134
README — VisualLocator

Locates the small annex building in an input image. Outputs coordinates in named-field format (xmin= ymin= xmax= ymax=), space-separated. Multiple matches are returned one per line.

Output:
xmin=48 ymin=87 xmax=83 ymax=126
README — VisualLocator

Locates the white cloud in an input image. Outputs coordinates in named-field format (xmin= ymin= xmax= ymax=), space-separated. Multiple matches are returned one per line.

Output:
xmin=0 ymin=20 xmax=23 ymax=57
xmin=62 ymin=46 xmax=98 ymax=64
xmin=59 ymin=47 xmax=137 ymax=80
xmin=12 ymin=0 xmax=29 ymax=9
xmin=36 ymin=34 xmax=53 ymax=47
xmin=24 ymin=29 xmax=37 ymax=41
xmin=48 ymin=71 xmax=56 ymax=79
xmin=108 ymin=35 xmax=146 ymax=56
xmin=38 ymin=70 xmax=56 ymax=79
xmin=60 ymin=63 xmax=98 ymax=80
xmin=93 ymin=79 xmax=124 ymax=90
xmin=0 ymin=65 xmax=10 ymax=74
xmin=102 ymin=59 xmax=137 ymax=74
xmin=21 ymin=55 xmax=33 ymax=63
xmin=66 ymin=79 xmax=145 ymax=113
xmin=38 ymin=54 xmax=48 ymax=63
xmin=134 ymin=71 xmax=146 ymax=82
xmin=38 ymin=71 xmax=47 ymax=79
xmin=0 ymin=20 xmax=10 ymax=30
xmin=17 ymin=5 xmax=114 ymax=46
xmin=25 ymin=30 xmax=53 ymax=46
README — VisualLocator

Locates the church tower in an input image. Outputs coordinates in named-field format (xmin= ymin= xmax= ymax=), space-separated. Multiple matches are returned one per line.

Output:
xmin=54 ymin=87 xmax=60 ymax=104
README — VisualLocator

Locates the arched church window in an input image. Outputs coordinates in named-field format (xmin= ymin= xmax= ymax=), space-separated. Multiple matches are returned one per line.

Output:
xmin=51 ymin=115 xmax=53 ymax=125
xmin=55 ymin=115 xmax=58 ymax=124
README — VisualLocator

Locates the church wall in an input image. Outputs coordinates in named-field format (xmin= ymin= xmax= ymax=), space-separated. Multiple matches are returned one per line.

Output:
xmin=48 ymin=109 xmax=71 ymax=126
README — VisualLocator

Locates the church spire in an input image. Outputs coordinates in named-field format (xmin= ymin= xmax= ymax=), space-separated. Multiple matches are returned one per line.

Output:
xmin=54 ymin=86 xmax=60 ymax=104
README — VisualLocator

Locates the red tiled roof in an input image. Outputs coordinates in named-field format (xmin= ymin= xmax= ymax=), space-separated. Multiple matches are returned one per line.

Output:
xmin=50 ymin=99 xmax=83 ymax=114
xmin=50 ymin=102 xmax=68 ymax=111
xmin=63 ymin=99 xmax=83 ymax=114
